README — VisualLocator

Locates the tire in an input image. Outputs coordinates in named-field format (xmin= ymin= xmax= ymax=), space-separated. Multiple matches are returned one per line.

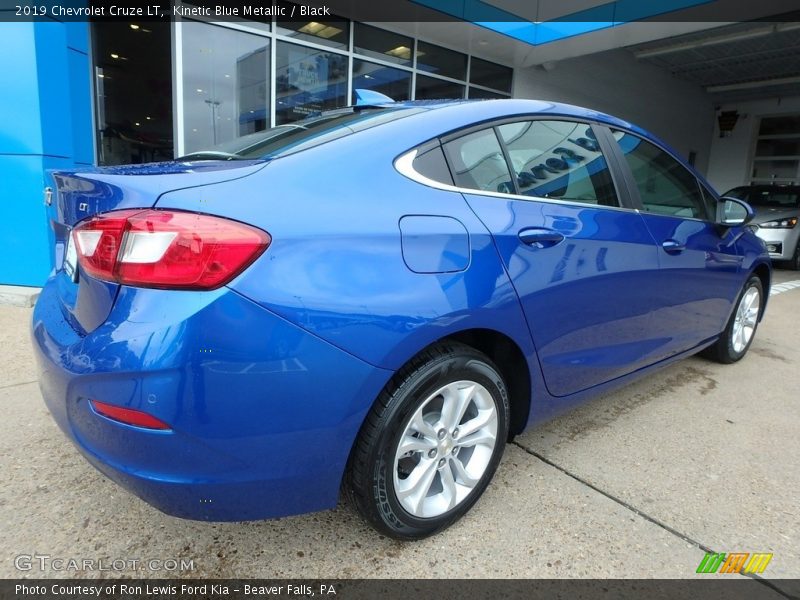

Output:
xmin=345 ymin=342 xmax=510 ymax=539
xmin=702 ymin=275 xmax=763 ymax=364
xmin=789 ymin=242 xmax=800 ymax=271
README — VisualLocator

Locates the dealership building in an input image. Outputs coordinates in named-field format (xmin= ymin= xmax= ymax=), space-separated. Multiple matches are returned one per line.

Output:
xmin=1 ymin=0 xmax=798 ymax=289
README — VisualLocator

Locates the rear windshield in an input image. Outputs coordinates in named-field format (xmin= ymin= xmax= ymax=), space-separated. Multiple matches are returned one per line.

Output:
xmin=726 ymin=187 xmax=800 ymax=208
xmin=178 ymin=107 xmax=424 ymax=161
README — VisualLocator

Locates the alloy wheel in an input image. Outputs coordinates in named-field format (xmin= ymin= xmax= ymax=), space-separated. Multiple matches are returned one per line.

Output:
xmin=392 ymin=380 xmax=498 ymax=519
xmin=731 ymin=286 xmax=760 ymax=353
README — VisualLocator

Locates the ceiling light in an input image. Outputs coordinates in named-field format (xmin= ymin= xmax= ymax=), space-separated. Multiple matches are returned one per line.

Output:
xmin=135 ymin=122 xmax=140 ymax=126
xmin=97 ymin=73 xmax=105 ymax=78
xmin=196 ymin=88 xmax=203 ymax=93
xmin=298 ymin=21 xmax=342 ymax=39
xmin=385 ymin=45 xmax=412 ymax=60
xmin=316 ymin=26 xmax=342 ymax=39
xmin=224 ymin=74 xmax=230 ymax=78
xmin=130 ymin=24 xmax=140 ymax=30
xmin=299 ymin=21 xmax=324 ymax=34
xmin=110 ymin=53 xmax=119 ymax=59
xmin=146 ymin=116 xmax=151 ymax=120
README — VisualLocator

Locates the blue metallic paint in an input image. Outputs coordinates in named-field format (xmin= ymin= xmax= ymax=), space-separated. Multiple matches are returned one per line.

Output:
xmin=32 ymin=99 xmax=771 ymax=522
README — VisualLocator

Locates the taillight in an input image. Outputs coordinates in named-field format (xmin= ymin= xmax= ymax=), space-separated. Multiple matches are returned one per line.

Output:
xmin=72 ymin=210 xmax=270 ymax=290
xmin=90 ymin=399 xmax=171 ymax=430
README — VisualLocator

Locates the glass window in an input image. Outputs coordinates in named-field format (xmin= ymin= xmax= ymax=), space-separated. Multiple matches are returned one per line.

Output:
xmin=275 ymin=41 xmax=348 ymax=124
xmin=181 ymin=1 xmax=271 ymax=31
xmin=498 ymin=121 xmax=618 ymax=206
xmin=613 ymin=131 xmax=709 ymax=219
xmin=469 ymin=57 xmax=512 ymax=93
xmin=181 ymin=21 xmax=269 ymax=155
xmin=353 ymin=23 xmax=413 ymax=66
xmin=417 ymin=41 xmax=467 ymax=81
xmin=91 ymin=20 xmax=173 ymax=165
xmin=413 ymin=146 xmax=453 ymax=185
xmin=759 ymin=115 xmax=800 ymax=136
xmin=443 ymin=129 xmax=514 ymax=194
xmin=276 ymin=3 xmax=349 ymax=49
xmin=725 ymin=187 xmax=800 ymax=208
xmin=352 ymin=60 xmax=411 ymax=102
xmin=415 ymin=75 xmax=465 ymax=100
xmin=468 ymin=87 xmax=507 ymax=100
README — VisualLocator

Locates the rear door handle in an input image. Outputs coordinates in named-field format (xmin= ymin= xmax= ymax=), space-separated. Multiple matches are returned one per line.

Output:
xmin=661 ymin=239 xmax=685 ymax=254
xmin=518 ymin=227 xmax=565 ymax=248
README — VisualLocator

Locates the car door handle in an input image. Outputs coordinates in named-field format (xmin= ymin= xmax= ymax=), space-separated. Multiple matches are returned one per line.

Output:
xmin=661 ymin=239 xmax=686 ymax=254
xmin=518 ymin=228 xmax=565 ymax=248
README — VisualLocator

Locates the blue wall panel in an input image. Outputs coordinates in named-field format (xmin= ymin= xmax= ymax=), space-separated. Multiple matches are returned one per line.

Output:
xmin=0 ymin=155 xmax=53 ymax=285
xmin=0 ymin=20 xmax=92 ymax=287
xmin=0 ymin=24 xmax=43 ymax=156
xmin=68 ymin=49 xmax=94 ymax=165
xmin=35 ymin=21 xmax=74 ymax=159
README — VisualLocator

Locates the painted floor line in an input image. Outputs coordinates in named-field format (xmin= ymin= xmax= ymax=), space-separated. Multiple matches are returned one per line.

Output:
xmin=770 ymin=280 xmax=800 ymax=296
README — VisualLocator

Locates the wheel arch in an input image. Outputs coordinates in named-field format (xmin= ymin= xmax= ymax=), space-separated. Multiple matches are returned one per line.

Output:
xmin=442 ymin=329 xmax=532 ymax=439
xmin=751 ymin=261 xmax=771 ymax=320
xmin=349 ymin=327 xmax=532 ymax=452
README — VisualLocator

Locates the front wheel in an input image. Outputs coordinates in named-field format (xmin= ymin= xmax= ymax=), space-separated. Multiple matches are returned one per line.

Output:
xmin=789 ymin=242 xmax=800 ymax=271
xmin=345 ymin=343 xmax=509 ymax=539
xmin=703 ymin=275 xmax=763 ymax=364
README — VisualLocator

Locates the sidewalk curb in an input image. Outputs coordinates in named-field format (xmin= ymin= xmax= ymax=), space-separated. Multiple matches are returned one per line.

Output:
xmin=0 ymin=285 xmax=41 ymax=308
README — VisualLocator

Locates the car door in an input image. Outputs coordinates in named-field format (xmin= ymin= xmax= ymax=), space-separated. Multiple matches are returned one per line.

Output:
xmin=442 ymin=119 xmax=665 ymax=398
xmin=604 ymin=129 xmax=742 ymax=356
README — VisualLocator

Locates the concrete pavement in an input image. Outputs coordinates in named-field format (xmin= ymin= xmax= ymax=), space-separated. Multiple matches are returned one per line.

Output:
xmin=1 ymin=271 xmax=797 ymax=591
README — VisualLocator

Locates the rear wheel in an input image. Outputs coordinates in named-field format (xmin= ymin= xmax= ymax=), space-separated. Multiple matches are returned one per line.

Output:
xmin=346 ymin=343 xmax=509 ymax=539
xmin=703 ymin=275 xmax=763 ymax=364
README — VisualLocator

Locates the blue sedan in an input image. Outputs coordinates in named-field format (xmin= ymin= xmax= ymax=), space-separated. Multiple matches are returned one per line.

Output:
xmin=32 ymin=97 xmax=770 ymax=539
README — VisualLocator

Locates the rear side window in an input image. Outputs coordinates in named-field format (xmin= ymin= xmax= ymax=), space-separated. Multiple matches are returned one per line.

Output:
xmin=497 ymin=120 xmax=619 ymax=206
xmin=612 ymin=130 xmax=709 ymax=220
xmin=442 ymin=129 xmax=514 ymax=194
xmin=413 ymin=145 xmax=454 ymax=186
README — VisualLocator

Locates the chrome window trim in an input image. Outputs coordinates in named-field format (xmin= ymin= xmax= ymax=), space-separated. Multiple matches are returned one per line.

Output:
xmin=394 ymin=148 xmax=640 ymax=215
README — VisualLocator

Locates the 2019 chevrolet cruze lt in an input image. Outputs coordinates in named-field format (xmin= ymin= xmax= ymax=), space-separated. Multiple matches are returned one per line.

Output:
xmin=32 ymin=98 xmax=771 ymax=539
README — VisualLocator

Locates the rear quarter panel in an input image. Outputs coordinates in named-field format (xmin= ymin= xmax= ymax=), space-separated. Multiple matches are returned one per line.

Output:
xmin=156 ymin=113 xmax=537 ymax=373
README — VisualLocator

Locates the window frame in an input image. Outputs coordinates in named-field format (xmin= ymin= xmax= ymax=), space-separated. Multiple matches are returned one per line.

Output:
xmin=602 ymin=128 xmax=716 ymax=223
xmin=430 ymin=116 xmax=637 ymax=212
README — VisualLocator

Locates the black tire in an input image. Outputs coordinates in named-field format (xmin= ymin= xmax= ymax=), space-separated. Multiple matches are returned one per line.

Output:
xmin=702 ymin=275 xmax=763 ymax=364
xmin=789 ymin=243 xmax=800 ymax=271
xmin=345 ymin=342 xmax=510 ymax=540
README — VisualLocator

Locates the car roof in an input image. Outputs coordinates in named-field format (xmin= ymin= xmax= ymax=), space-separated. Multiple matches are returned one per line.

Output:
xmin=371 ymin=98 xmax=640 ymax=132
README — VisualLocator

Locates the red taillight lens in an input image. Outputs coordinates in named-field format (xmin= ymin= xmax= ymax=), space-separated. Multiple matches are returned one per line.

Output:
xmin=72 ymin=210 xmax=270 ymax=290
xmin=90 ymin=399 xmax=171 ymax=430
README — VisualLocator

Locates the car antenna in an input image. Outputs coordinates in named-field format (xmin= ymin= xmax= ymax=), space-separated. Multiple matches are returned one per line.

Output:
xmin=353 ymin=88 xmax=396 ymax=107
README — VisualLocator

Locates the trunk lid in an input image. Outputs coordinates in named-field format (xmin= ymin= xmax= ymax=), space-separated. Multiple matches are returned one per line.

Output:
xmin=47 ymin=159 xmax=269 ymax=333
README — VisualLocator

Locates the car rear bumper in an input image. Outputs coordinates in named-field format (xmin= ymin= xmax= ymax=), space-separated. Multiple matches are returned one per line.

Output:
xmin=32 ymin=277 xmax=392 ymax=521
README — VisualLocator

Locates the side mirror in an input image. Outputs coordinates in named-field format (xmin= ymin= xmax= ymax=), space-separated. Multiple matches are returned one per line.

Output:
xmin=716 ymin=196 xmax=754 ymax=227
